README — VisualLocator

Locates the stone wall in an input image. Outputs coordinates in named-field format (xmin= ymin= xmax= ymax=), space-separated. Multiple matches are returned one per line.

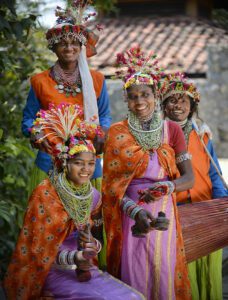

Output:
xmin=106 ymin=45 xmax=228 ymax=158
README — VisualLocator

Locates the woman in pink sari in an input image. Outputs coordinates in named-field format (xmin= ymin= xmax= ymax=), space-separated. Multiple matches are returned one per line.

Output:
xmin=102 ymin=47 xmax=194 ymax=300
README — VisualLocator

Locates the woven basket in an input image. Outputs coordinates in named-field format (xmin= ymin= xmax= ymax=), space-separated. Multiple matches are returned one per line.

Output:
xmin=178 ymin=197 xmax=228 ymax=263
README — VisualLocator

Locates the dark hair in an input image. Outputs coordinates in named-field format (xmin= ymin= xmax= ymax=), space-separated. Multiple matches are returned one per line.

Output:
xmin=126 ymin=84 xmax=156 ymax=96
xmin=188 ymin=97 xmax=198 ymax=119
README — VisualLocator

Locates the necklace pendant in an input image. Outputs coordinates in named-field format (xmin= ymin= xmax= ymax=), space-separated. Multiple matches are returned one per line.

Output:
xmin=58 ymin=84 xmax=64 ymax=90
xmin=76 ymin=87 xmax=81 ymax=93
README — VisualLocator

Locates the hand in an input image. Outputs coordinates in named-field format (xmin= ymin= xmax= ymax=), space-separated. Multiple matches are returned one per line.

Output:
xmin=138 ymin=189 xmax=158 ymax=203
xmin=138 ymin=181 xmax=175 ymax=203
xmin=30 ymin=129 xmax=52 ymax=153
xmin=78 ymin=224 xmax=100 ymax=259
xmin=132 ymin=209 xmax=155 ymax=236
xmin=75 ymin=254 xmax=94 ymax=271
xmin=93 ymin=135 xmax=105 ymax=155
xmin=93 ymin=126 xmax=108 ymax=155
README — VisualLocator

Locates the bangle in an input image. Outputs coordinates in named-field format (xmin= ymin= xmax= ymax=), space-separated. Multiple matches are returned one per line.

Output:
xmin=130 ymin=206 xmax=143 ymax=220
xmin=167 ymin=181 xmax=175 ymax=194
xmin=58 ymin=250 xmax=68 ymax=265
xmin=76 ymin=251 xmax=86 ymax=262
xmin=67 ymin=250 xmax=77 ymax=265
xmin=94 ymin=239 xmax=102 ymax=253
xmin=176 ymin=152 xmax=192 ymax=164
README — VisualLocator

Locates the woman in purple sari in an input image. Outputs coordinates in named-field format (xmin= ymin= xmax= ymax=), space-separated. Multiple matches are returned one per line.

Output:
xmin=4 ymin=104 xmax=144 ymax=300
xmin=102 ymin=47 xmax=194 ymax=300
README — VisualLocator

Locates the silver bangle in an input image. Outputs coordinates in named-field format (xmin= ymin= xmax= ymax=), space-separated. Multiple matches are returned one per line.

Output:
xmin=95 ymin=239 xmax=102 ymax=253
xmin=176 ymin=152 xmax=192 ymax=164
xmin=130 ymin=206 xmax=143 ymax=220
xmin=68 ymin=250 xmax=77 ymax=265
xmin=58 ymin=250 xmax=68 ymax=265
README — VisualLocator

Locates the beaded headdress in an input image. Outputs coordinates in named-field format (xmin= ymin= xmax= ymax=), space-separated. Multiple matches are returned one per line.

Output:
xmin=160 ymin=72 xmax=200 ymax=102
xmin=46 ymin=0 xmax=101 ymax=57
xmin=114 ymin=46 xmax=163 ymax=90
xmin=31 ymin=103 xmax=104 ymax=165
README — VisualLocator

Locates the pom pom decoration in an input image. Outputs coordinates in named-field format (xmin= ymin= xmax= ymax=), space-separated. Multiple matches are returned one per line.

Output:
xmin=113 ymin=46 xmax=164 ymax=90
xmin=30 ymin=103 xmax=104 ymax=164
xmin=160 ymin=72 xmax=200 ymax=103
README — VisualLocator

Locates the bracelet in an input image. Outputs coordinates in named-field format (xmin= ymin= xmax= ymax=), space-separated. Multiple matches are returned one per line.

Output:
xmin=94 ymin=239 xmax=102 ymax=253
xmin=58 ymin=250 xmax=68 ymax=265
xmin=123 ymin=199 xmax=136 ymax=213
xmin=77 ymin=250 xmax=87 ymax=262
xmin=167 ymin=181 xmax=175 ymax=194
xmin=130 ymin=206 xmax=143 ymax=220
xmin=176 ymin=152 xmax=192 ymax=164
xmin=122 ymin=195 xmax=143 ymax=220
xmin=67 ymin=250 xmax=77 ymax=265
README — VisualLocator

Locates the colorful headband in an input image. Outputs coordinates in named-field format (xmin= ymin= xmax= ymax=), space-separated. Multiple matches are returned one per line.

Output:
xmin=160 ymin=72 xmax=200 ymax=102
xmin=46 ymin=1 xmax=101 ymax=57
xmin=30 ymin=103 xmax=104 ymax=164
xmin=114 ymin=46 xmax=163 ymax=90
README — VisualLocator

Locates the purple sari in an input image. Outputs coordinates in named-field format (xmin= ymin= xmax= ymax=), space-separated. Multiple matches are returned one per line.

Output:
xmin=121 ymin=152 xmax=177 ymax=300
xmin=42 ymin=188 xmax=145 ymax=300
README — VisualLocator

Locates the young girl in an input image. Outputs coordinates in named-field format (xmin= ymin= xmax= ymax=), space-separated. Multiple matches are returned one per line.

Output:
xmin=4 ymin=104 xmax=144 ymax=300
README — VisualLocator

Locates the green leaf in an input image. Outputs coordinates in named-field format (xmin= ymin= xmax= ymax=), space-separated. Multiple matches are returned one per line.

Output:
xmin=0 ymin=129 xmax=3 ymax=140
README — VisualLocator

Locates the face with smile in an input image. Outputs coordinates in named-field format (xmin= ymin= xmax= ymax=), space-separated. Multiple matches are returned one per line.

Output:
xmin=66 ymin=152 xmax=96 ymax=186
xmin=127 ymin=85 xmax=155 ymax=121
xmin=164 ymin=93 xmax=191 ymax=122
xmin=54 ymin=37 xmax=81 ymax=66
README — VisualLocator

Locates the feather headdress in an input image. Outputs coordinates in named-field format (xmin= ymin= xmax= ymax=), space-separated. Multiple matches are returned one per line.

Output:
xmin=114 ymin=46 xmax=163 ymax=90
xmin=160 ymin=72 xmax=200 ymax=102
xmin=46 ymin=0 xmax=101 ymax=57
xmin=30 ymin=103 xmax=104 ymax=164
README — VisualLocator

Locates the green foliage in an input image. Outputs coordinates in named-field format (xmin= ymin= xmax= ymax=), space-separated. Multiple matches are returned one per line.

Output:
xmin=212 ymin=9 xmax=228 ymax=31
xmin=0 ymin=0 xmax=51 ymax=279
xmin=65 ymin=0 xmax=117 ymax=14
xmin=93 ymin=0 xmax=117 ymax=14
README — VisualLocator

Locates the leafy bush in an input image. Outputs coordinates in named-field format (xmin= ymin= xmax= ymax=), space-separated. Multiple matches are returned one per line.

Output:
xmin=0 ymin=0 xmax=50 ymax=279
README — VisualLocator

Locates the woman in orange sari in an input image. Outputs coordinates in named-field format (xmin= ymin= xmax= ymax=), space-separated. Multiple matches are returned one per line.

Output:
xmin=102 ymin=47 xmax=194 ymax=300
xmin=161 ymin=73 xmax=228 ymax=300
xmin=4 ymin=104 xmax=144 ymax=300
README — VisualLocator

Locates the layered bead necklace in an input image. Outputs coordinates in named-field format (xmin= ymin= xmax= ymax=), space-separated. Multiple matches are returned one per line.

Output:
xmin=51 ymin=61 xmax=82 ymax=97
xmin=128 ymin=111 xmax=163 ymax=150
xmin=52 ymin=172 xmax=93 ymax=229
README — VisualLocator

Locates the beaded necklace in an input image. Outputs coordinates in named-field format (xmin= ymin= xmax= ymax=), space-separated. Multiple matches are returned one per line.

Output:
xmin=182 ymin=119 xmax=193 ymax=145
xmin=128 ymin=111 xmax=163 ymax=150
xmin=51 ymin=61 xmax=82 ymax=97
xmin=52 ymin=172 xmax=93 ymax=229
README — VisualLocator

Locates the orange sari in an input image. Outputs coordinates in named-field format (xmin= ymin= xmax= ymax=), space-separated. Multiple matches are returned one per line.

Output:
xmin=3 ymin=179 xmax=100 ymax=300
xmin=102 ymin=120 xmax=191 ymax=299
